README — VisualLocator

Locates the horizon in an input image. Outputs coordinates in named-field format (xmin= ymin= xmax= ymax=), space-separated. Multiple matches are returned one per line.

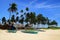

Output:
xmin=0 ymin=0 xmax=60 ymax=26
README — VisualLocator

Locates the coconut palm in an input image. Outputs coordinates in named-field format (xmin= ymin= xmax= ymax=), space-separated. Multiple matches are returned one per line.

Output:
xmin=16 ymin=16 xmax=19 ymax=22
xmin=41 ymin=16 xmax=47 ymax=25
xmin=46 ymin=17 xmax=51 ymax=27
xmin=16 ymin=12 xmax=19 ymax=15
xmin=24 ymin=7 xmax=29 ymax=23
xmin=11 ymin=15 xmax=15 ymax=22
xmin=50 ymin=20 xmax=57 ymax=26
xmin=16 ymin=12 xmax=19 ymax=22
xmin=19 ymin=17 xmax=24 ymax=24
xmin=37 ymin=14 xmax=47 ymax=28
xmin=25 ymin=13 xmax=30 ymax=23
xmin=29 ymin=12 xmax=36 ymax=24
xmin=20 ymin=10 xmax=23 ymax=13
xmin=2 ymin=17 xmax=6 ymax=24
xmin=8 ymin=3 xmax=17 ymax=20
xmin=7 ymin=19 xmax=10 ymax=24
xmin=26 ymin=7 xmax=29 ymax=11
xmin=25 ymin=7 xmax=29 ymax=15
xmin=37 ymin=14 xmax=43 ymax=24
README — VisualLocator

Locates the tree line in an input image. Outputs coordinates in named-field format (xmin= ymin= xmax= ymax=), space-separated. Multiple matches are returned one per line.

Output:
xmin=1 ymin=3 xmax=57 ymax=27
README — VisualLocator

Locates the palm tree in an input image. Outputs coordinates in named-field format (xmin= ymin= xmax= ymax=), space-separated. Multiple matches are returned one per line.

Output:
xmin=37 ymin=14 xmax=43 ymax=24
xmin=25 ymin=13 xmax=30 ymax=23
xmin=16 ymin=12 xmax=19 ymax=22
xmin=20 ymin=10 xmax=23 ymax=13
xmin=46 ymin=17 xmax=51 ymax=27
xmin=2 ymin=17 xmax=6 ymax=24
xmin=20 ymin=15 xmax=23 ymax=17
xmin=29 ymin=12 xmax=36 ymax=24
xmin=50 ymin=20 xmax=57 ymax=26
xmin=20 ymin=10 xmax=24 ymax=17
xmin=24 ymin=7 xmax=29 ymax=23
xmin=8 ymin=3 xmax=17 ymax=21
xmin=26 ymin=7 xmax=29 ymax=11
xmin=37 ymin=14 xmax=46 ymax=28
xmin=19 ymin=17 xmax=24 ymax=24
xmin=16 ymin=16 xmax=19 ymax=22
xmin=29 ymin=12 xmax=37 ymax=29
xmin=11 ymin=15 xmax=15 ymax=22
xmin=41 ymin=17 xmax=47 ymax=25
xmin=25 ymin=12 xmax=37 ymax=28
xmin=25 ymin=7 xmax=29 ymax=15
xmin=16 ymin=12 xmax=19 ymax=15
xmin=7 ymin=19 xmax=10 ymax=24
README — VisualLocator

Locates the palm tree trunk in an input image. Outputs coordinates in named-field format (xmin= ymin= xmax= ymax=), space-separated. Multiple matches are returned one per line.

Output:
xmin=9 ymin=13 xmax=11 ymax=20
xmin=9 ymin=12 xmax=11 ymax=24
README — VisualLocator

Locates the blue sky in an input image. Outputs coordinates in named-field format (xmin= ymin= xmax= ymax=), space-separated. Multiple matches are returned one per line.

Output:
xmin=0 ymin=0 xmax=60 ymax=26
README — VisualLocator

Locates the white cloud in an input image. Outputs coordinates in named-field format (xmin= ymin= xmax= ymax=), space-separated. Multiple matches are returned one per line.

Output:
xmin=34 ymin=2 xmax=60 ymax=8
xmin=27 ymin=1 xmax=60 ymax=8
xmin=29 ymin=0 xmax=37 ymax=5
xmin=26 ymin=0 xmax=37 ymax=6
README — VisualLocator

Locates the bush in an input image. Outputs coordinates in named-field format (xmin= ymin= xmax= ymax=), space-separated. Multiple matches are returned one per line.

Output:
xmin=0 ymin=24 xmax=10 ymax=30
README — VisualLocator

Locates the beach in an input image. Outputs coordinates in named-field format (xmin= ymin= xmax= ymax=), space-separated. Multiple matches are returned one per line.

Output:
xmin=0 ymin=29 xmax=60 ymax=40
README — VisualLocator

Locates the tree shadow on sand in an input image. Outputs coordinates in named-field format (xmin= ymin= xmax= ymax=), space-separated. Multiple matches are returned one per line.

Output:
xmin=36 ymin=29 xmax=45 ymax=32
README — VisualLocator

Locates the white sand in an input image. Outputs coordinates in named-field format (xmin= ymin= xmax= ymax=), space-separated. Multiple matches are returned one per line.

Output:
xmin=0 ymin=29 xmax=60 ymax=40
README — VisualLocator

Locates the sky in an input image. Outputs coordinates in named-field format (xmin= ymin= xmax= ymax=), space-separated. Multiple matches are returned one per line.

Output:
xmin=0 ymin=0 xmax=60 ymax=26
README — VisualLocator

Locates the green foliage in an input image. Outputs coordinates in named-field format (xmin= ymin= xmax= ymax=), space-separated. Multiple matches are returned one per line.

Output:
xmin=16 ymin=16 xmax=19 ymax=22
xmin=20 ymin=10 xmax=23 ymax=13
xmin=8 ymin=3 xmax=17 ymax=22
xmin=11 ymin=15 xmax=15 ymax=22
xmin=26 ymin=7 xmax=29 ymax=11
xmin=2 ymin=17 xmax=6 ymax=24
xmin=29 ymin=12 xmax=36 ymax=24
xmin=16 ymin=12 xmax=19 ymax=15
xmin=46 ymin=17 xmax=50 ymax=25
xmin=50 ymin=20 xmax=57 ymax=26
xmin=8 ymin=3 xmax=17 ymax=12
xmin=7 ymin=3 xmax=58 ymax=28
xmin=48 ymin=27 xmax=60 ymax=29
xmin=0 ymin=3 xmax=58 ymax=30
xmin=19 ymin=17 xmax=24 ymax=24
xmin=25 ymin=13 xmax=30 ymax=23
xmin=7 ymin=19 xmax=10 ymax=24
xmin=20 ymin=15 xmax=23 ymax=17
xmin=37 ymin=14 xmax=47 ymax=25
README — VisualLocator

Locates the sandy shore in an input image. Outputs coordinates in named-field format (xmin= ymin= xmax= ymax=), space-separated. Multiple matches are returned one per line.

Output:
xmin=0 ymin=29 xmax=60 ymax=40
